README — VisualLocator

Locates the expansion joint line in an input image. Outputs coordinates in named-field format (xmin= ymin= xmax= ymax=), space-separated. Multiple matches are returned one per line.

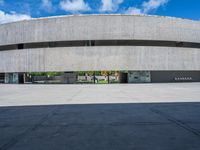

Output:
xmin=150 ymin=108 xmax=200 ymax=138
xmin=0 ymin=106 xmax=60 ymax=150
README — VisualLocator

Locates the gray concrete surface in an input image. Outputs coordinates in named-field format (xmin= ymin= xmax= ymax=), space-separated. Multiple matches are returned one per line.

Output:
xmin=1 ymin=15 xmax=200 ymax=46
xmin=0 ymin=83 xmax=200 ymax=150
xmin=1 ymin=15 xmax=200 ymax=73
xmin=1 ymin=46 xmax=200 ymax=73
xmin=0 ymin=83 xmax=200 ymax=106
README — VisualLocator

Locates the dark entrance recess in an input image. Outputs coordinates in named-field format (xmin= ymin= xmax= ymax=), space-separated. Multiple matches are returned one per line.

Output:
xmin=119 ymin=73 xmax=128 ymax=83
xmin=0 ymin=73 xmax=4 ymax=83
xmin=18 ymin=73 xmax=24 ymax=84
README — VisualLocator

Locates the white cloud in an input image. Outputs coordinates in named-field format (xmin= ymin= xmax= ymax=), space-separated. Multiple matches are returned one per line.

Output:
xmin=125 ymin=0 xmax=169 ymax=14
xmin=60 ymin=0 xmax=91 ymax=13
xmin=42 ymin=0 xmax=53 ymax=11
xmin=100 ymin=0 xmax=123 ymax=12
xmin=125 ymin=7 xmax=143 ymax=15
xmin=0 ymin=10 xmax=31 ymax=24
xmin=142 ymin=0 xmax=169 ymax=13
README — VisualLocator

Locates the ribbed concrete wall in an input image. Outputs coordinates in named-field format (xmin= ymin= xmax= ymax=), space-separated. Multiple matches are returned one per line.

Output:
xmin=0 ymin=15 xmax=200 ymax=46
xmin=0 ymin=46 xmax=200 ymax=73
xmin=0 ymin=15 xmax=200 ymax=72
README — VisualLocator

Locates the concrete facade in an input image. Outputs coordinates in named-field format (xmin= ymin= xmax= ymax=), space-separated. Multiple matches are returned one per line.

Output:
xmin=0 ymin=46 xmax=200 ymax=73
xmin=0 ymin=15 xmax=200 ymax=83
xmin=0 ymin=15 xmax=200 ymax=45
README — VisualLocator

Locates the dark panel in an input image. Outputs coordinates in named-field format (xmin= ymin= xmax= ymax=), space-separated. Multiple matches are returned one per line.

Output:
xmin=17 ymin=44 xmax=24 ymax=49
xmin=0 ymin=40 xmax=200 ymax=51
xmin=151 ymin=71 xmax=200 ymax=83
xmin=0 ymin=73 xmax=5 ymax=83
xmin=18 ymin=73 xmax=24 ymax=84
xmin=119 ymin=73 xmax=128 ymax=83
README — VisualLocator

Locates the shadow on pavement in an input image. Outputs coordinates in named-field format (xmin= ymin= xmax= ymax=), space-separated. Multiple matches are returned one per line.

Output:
xmin=0 ymin=102 xmax=200 ymax=150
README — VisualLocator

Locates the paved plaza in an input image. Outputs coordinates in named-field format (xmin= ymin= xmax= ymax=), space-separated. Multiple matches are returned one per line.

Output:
xmin=0 ymin=83 xmax=200 ymax=150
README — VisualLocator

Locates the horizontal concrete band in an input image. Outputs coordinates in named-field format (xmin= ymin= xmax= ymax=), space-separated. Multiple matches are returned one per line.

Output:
xmin=0 ymin=46 xmax=200 ymax=73
xmin=0 ymin=15 xmax=200 ymax=46
xmin=0 ymin=40 xmax=200 ymax=51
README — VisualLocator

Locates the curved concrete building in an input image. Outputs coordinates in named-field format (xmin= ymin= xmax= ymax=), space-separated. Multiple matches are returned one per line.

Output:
xmin=0 ymin=14 xmax=200 ymax=83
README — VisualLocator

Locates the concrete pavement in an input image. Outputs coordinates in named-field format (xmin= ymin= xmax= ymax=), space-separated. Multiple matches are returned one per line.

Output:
xmin=0 ymin=83 xmax=200 ymax=106
xmin=0 ymin=83 xmax=200 ymax=150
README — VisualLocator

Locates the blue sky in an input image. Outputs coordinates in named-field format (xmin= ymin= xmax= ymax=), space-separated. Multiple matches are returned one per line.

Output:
xmin=0 ymin=0 xmax=200 ymax=24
